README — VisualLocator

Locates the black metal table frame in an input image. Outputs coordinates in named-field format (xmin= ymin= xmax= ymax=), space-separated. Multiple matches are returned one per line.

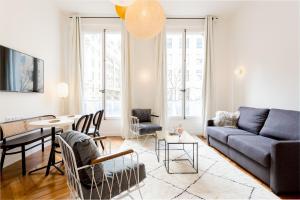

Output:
xmin=28 ymin=127 xmax=64 ymax=176
xmin=155 ymin=136 xmax=198 ymax=174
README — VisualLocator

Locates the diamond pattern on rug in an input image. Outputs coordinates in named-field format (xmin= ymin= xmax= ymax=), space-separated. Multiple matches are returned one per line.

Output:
xmin=187 ymin=172 xmax=253 ymax=199
xmin=119 ymin=136 xmax=279 ymax=200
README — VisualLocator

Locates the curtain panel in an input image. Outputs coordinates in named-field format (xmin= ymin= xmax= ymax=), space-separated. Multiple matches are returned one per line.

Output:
xmin=201 ymin=15 xmax=214 ymax=137
xmin=121 ymin=26 xmax=132 ymax=139
xmin=68 ymin=16 xmax=83 ymax=114
xmin=153 ymin=29 xmax=167 ymax=135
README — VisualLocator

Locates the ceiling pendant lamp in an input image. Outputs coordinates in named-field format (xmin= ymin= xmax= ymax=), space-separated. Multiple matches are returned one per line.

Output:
xmin=111 ymin=0 xmax=135 ymax=7
xmin=115 ymin=5 xmax=127 ymax=20
xmin=125 ymin=0 xmax=166 ymax=39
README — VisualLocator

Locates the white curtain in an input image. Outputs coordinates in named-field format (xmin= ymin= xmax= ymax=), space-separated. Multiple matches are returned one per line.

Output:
xmin=201 ymin=16 xmax=214 ymax=137
xmin=68 ymin=16 xmax=83 ymax=114
xmin=153 ymin=30 xmax=167 ymax=135
xmin=121 ymin=26 xmax=132 ymax=139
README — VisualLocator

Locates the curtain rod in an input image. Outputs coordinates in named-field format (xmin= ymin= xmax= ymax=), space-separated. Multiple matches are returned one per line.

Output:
xmin=68 ymin=16 xmax=218 ymax=20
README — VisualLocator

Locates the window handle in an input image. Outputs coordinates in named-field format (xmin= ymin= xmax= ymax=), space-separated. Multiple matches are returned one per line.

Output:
xmin=180 ymin=89 xmax=186 ymax=92
xmin=99 ymin=89 xmax=105 ymax=93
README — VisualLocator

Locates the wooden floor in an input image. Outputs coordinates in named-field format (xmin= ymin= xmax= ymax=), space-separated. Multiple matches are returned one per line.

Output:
xmin=0 ymin=136 xmax=298 ymax=199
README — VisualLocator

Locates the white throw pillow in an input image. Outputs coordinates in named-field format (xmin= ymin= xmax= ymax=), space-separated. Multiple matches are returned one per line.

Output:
xmin=213 ymin=111 xmax=240 ymax=128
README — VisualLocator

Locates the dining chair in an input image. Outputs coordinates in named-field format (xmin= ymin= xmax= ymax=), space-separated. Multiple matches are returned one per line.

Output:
xmin=87 ymin=110 xmax=105 ymax=149
xmin=73 ymin=114 xmax=93 ymax=135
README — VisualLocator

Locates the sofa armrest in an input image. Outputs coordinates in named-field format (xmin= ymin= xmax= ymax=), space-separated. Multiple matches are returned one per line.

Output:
xmin=270 ymin=140 xmax=300 ymax=194
xmin=207 ymin=119 xmax=215 ymax=127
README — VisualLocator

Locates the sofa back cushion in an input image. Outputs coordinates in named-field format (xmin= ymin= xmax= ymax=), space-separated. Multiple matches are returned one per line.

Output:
xmin=237 ymin=107 xmax=270 ymax=134
xmin=260 ymin=109 xmax=300 ymax=140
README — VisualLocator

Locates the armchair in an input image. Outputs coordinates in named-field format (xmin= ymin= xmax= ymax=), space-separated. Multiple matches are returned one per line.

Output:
xmin=130 ymin=109 xmax=162 ymax=142
xmin=57 ymin=131 xmax=145 ymax=200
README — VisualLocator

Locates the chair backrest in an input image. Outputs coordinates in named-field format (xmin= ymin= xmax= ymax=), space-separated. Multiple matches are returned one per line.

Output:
xmin=74 ymin=114 xmax=92 ymax=134
xmin=85 ymin=113 xmax=94 ymax=135
xmin=0 ymin=115 xmax=56 ymax=140
xmin=56 ymin=135 xmax=83 ymax=199
xmin=93 ymin=110 xmax=104 ymax=132
xmin=132 ymin=109 xmax=152 ymax=122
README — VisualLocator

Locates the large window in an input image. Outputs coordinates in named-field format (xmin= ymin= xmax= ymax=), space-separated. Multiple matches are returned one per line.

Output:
xmin=82 ymin=29 xmax=121 ymax=118
xmin=166 ymin=30 xmax=204 ymax=118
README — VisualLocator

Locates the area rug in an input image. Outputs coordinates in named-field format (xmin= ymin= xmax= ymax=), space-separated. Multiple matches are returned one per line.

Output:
xmin=116 ymin=136 xmax=279 ymax=200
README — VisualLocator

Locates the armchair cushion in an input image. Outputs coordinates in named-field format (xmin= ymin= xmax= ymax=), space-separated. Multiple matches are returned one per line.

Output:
xmin=60 ymin=131 xmax=103 ymax=187
xmin=81 ymin=157 xmax=146 ymax=199
xmin=132 ymin=109 xmax=152 ymax=122
xmin=139 ymin=122 xmax=162 ymax=135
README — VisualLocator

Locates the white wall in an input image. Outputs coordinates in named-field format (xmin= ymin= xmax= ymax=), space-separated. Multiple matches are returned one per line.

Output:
xmin=229 ymin=1 xmax=300 ymax=111
xmin=0 ymin=0 xmax=63 ymax=167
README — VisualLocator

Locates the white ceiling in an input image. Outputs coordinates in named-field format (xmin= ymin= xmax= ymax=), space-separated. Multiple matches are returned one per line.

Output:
xmin=54 ymin=0 xmax=243 ymax=18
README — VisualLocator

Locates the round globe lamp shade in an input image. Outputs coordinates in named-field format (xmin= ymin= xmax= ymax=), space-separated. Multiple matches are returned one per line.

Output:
xmin=115 ymin=5 xmax=127 ymax=20
xmin=111 ymin=0 xmax=135 ymax=6
xmin=125 ymin=0 xmax=166 ymax=39
xmin=57 ymin=83 xmax=69 ymax=98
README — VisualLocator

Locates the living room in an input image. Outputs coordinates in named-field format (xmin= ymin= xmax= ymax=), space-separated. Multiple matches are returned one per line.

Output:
xmin=0 ymin=0 xmax=299 ymax=199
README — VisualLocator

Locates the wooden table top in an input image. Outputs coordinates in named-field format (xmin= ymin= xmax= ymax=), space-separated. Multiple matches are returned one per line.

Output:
xmin=28 ymin=118 xmax=74 ymax=128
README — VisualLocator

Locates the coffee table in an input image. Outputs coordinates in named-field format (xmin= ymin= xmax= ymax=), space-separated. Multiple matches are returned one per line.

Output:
xmin=155 ymin=131 xmax=198 ymax=174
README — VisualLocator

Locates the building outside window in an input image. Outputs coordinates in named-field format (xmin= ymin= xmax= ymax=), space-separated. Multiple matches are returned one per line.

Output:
xmin=166 ymin=30 xmax=204 ymax=119
xmin=82 ymin=29 xmax=121 ymax=118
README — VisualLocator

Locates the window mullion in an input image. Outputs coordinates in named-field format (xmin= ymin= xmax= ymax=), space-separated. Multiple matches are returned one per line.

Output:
xmin=182 ymin=29 xmax=187 ymax=120
xmin=102 ymin=29 xmax=106 ymax=119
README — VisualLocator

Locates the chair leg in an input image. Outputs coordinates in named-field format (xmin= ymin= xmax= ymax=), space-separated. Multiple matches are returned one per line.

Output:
xmin=143 ymin=135 xmax=149 ymax=146
xmin=21 ymin=145 xmax=26 ymax=176
xmin=0 ymin=147 xmax=6 ymax=175
xmin=99 ymin=140 xmax=105 ymax=151
xmin=41 ymin=138 xmax=44 ymax=152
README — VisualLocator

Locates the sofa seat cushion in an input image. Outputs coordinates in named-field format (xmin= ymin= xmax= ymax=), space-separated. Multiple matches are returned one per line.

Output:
xmin=237 ymin=107 xmax=270 ymax=134
xmin=228 ymin=135 xmax=277 ymax=167
xmin=207 ymin=127 xmax=255 ymax=144
xmin=138 ymin=122 xmax=162 ymax=135
xmin=260 ymin=109 xmax=300 ymax=140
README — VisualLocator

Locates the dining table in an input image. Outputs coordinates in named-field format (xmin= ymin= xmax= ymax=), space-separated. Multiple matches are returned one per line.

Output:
xmin=28 ymin=115 xmax=81 ymax=176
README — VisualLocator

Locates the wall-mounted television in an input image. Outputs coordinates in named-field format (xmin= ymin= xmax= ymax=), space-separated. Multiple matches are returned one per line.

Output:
xmin=0 ymin=45 xmax=44 ymax=93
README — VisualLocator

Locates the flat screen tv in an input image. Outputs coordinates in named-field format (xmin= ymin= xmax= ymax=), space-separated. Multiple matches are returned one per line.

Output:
xmin=0 ymin=45 xmax=44 ymax=93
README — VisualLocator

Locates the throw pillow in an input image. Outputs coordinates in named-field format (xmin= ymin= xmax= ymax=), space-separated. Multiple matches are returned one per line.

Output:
xmin=60 ymin=131 xmax=103 ymax=187
xmin=214 ymin=111 xmax=240 ymax=128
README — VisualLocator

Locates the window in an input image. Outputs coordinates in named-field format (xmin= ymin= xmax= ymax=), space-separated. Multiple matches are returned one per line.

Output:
xmin=196 ymin=38 xmax=202 ymax=48
xmin=166 ymin=30 xmax=204 ymax=118
xmin=167 ymin=38 xmax=172 ymax=48
xmin=82 ymin=29 xmax=121 ymax=118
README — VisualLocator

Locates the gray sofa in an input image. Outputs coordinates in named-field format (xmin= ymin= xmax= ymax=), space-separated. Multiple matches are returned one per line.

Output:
xmin=207 ymin=107 xmax=300 ymax=194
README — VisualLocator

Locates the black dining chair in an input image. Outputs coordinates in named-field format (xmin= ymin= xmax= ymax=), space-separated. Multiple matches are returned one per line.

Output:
xmin=87 ymin=110 xmax=104 ymax=149
xmin=73 ymin=114 xmax=93 ymax=135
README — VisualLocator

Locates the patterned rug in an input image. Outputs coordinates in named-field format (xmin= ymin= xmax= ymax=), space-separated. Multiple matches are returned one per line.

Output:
xmin=115 ymin=136 xmax=278 ymax=200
